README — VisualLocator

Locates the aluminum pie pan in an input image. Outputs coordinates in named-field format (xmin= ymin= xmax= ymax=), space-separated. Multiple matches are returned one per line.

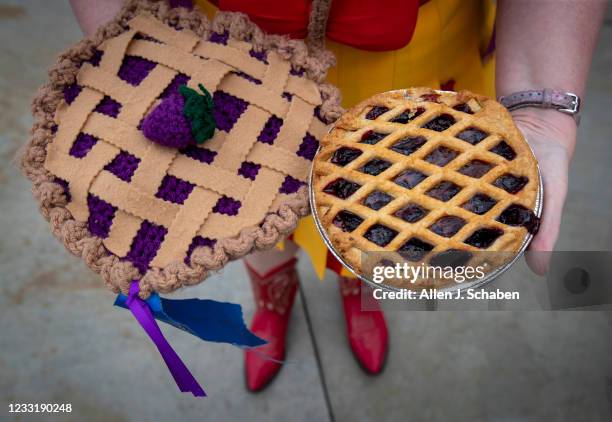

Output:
xmin=308 ymin=89 xmax=544 ymax=293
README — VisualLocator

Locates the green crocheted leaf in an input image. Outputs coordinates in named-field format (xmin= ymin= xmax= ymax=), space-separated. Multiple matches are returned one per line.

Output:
xmin=179 ymin=83 xmax=216 ymax=144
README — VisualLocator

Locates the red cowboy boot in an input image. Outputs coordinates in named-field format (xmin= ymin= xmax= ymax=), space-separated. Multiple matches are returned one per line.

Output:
xmin=244 ymin=257 xmax=299 ymax=391
xmin=339 ymin=276 xmax=388 ymax=374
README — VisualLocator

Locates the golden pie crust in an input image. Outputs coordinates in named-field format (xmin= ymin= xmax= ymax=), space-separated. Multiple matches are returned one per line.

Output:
xmin=312 ymin=88 xmax=541 ymax=287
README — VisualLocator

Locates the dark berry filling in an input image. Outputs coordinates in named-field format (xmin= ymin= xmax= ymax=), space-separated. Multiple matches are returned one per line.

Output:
xmin=389 ymin=136 xmax=427 ymax=156
xmin=429 ymin=249 xmax=473 ymax=268
xmin=420 ymin=93 xmax=440 ymax=102
xmin=394 ymin=203 xmax=428 ymax=223
xmin=462 ymin=193 xmax=497 ymax=215
xmin=365 ymin=106 xmax=389 ymax=120
xmin=331 ymin=147 xmax=362 ymax=166
xmin=493 ymin=174 xmax=529 ymax=194
xmin=456 ymin=127 xmax=488 ymax=145
xmin=393 ymin=169 xmax=427 ymax=189
xmin=323 ymin=178 xmax=361 ymax=199
xmin=464 ymin=227 xmax=504 ymax=248
xmin=497 ymin=204 xmax=540 ymax=234
xmin=453 ymin=103 xmax=474 ymax=114
xmin=360 ymin=130 xmax=388 ymax=145
xmin=362 ymin=190 xmax=394 ymax=210
xmin=398 ymin=237 xmax=434 ymax=262
xmin=458 ymin=160 xmax=493 ymax=178
xmin=489 ymin=141 xmax=517 ymax=160
xmin=332 ymin=210 xmax=364 ymax=232
xmin=390 ymin=107 xmax=425 ymax=124
xmin=422 ymin=114 xmax=456 ymax=132
xmin=424 ymin=146 xmax=459 ymax=167
xmin=429 ymin=216 xmax=466 ymax=237
xmin=364 ymin=224 xmax=398 ymax=247
xmin=359 ymin=159 xmax=392 ymax=176
xmin=426 ymin=181 xmax=461 ymax=202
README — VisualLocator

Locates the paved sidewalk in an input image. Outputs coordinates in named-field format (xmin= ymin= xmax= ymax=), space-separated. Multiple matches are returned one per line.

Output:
xmin=1 ymin=1 xmax=611 ymax=421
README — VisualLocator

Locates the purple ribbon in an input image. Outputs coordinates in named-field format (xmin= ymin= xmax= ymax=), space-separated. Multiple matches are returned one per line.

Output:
xmin=126 ymin=281 xmax=206 ymax=397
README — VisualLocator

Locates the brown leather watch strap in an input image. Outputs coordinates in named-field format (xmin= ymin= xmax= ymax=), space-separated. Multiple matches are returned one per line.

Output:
xmin=498 ymin=89 xmax=581 ymax=125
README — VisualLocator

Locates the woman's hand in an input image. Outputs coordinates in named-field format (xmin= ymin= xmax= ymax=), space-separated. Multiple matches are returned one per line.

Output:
xmin=511 ymin=108 xmax=577 ymax=275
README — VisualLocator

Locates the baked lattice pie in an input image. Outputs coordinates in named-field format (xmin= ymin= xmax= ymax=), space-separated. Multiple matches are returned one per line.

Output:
xmin=312 ymin=88 xmax=541 ymax=286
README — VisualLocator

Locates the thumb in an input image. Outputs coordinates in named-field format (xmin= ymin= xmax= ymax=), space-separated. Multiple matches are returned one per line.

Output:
xmin=525 ymin=173 xmax=567 ymax=275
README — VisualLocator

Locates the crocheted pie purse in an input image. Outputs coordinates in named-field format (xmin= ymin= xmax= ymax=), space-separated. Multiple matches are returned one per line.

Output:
xmin=21 ymin=0 xmax=342 ymax=299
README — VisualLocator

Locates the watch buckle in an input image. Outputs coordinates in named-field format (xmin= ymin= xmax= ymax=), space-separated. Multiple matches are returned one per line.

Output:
xmin=559 ymin=92 xmax=580 ymax=114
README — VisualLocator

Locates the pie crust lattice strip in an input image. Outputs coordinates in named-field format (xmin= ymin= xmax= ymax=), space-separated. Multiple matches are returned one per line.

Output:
xmin=21 ymin=0 xmax=342 ymax=297
xmin=312 ymin=88 xmax=542 ymax=288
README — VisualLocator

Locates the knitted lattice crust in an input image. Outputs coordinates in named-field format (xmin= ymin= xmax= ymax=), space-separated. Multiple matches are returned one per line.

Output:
xmin=312 ymin=88 xmax=541 ymax=287
xmin=21 ymin=0 xmax=342 ymax=297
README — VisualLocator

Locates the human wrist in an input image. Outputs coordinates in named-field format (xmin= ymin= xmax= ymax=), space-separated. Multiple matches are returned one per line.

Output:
xmin=510 ymin=107 xmax=577 ymax=159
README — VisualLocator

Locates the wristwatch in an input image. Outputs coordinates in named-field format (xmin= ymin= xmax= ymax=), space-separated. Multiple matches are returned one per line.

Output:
xmin=498 ymin=89 xmax=581 ymax=125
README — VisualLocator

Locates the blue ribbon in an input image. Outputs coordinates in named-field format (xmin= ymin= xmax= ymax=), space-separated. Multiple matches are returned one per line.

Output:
xmin=115 ymin=292 xmax=266 ymax=348
xmin=115 ymin=287 xmax=266 ymax=397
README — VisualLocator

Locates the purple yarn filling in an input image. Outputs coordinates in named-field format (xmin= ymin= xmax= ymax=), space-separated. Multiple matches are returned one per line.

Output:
xmin=105 ymin=151 xmax=140 ymax=182
xmin=134 ymin=33 xmax=161 ymax=43
xmin=257 ymin=116 xmax=283 ymax=144
xmin=63 ymin=84 xmax=82 ymax=104
xmin=213 ymin=196 xmax=241 ymax=216
xmin=95 ymin=96 xmax=122 ymax=117
xmin=314 ymin=106 xmax=327 ymax=123
xmin=209 ymin=31 xmax=229 ymax=45
xmin=169 ymin=0 xmax=193 ymax=9
xmin=88 ymin=49 xmax=103 ymax=66
xmin=156 ymin=175 xmax=195 ymax=205
xmin=282 ymin=92 xmax=293 ymax=102
xmin=181 ymin=145 xmax=217 ymax=164
xmin=55 ymin=178 xmax=71 ymax=202
xmin=237 ymin=161 xmax=261 ymax=180
xmin=296 ymin=133 xmax=319 ymax=161
xmin=160 ymin=74 xmax=190 ymax=99
xmin=87 ymin=194 xmax=116 ymax=238
xmin=141 ymin=93 xmax=192 ymax=148
xmin=69 ymin=133 xmax=98 ymax=158
xmin=185 ymin=236 xmax=216 ymax=264
xmin=118 ymin=55 xmax=157 ymax=86
xmin=249 ymin=49 xmax=268 ymax=63
xmin=233 ymin=71 xmax=262 ymax=85
xmin=126 ymin=221 xmax=167 ymax=273
xmin=213 ymin=91 xmax=248 ymax=132
xmin=279 ymin=175 xmax=304 ymax=194
xmin=290 ymin=67 xmax=304 ymax=76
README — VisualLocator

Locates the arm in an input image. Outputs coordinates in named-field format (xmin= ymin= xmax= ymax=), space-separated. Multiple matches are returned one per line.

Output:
xmin=69 ymin=0 xmax=125 ymax=36
xmin=496 ymin=0 xmax=607 ymax=274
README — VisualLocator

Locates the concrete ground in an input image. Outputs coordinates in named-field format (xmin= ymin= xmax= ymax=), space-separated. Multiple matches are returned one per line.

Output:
xmin=1 ymin=1 xmax=612 ymax=421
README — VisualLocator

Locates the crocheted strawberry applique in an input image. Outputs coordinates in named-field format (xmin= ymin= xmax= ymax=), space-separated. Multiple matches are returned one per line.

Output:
xmin=142 ymin=84 xmax=215 ymax=148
